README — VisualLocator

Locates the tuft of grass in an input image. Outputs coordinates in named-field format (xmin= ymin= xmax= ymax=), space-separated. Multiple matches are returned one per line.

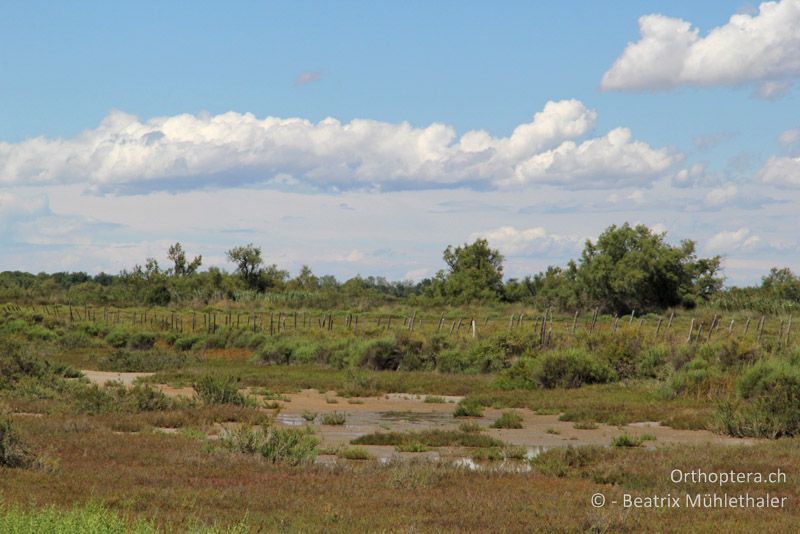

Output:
xmin=301 ymin=410 xmax=317 ymax=422
xmin=453 ymin=398 xmax=484 ymax=418
xmin=321 ymin=412 xmax=346 ymax=426
xmin=193 ymin=375 xmax=250 ymax=406
xmin=610 ymin=433 xmax=655 ymax=447
xmin=491 ymin=411 xmax=523 ymax=429
xmin=395 ymin=441 xmax=429 ymax=453
xmin=424 ymin=396 xmax=446 ymax=404
xmin=573 ymin=421 xmax=599 ymax=430
xmin=337 ymin=447 xmax=373 ymax=460
xmin=219 ymin=424 xmax=318 ymax=465
xmin=545 ymin=427 xmax=560 ymax=435
xmin=353 ymin=429 xmax=503 ymax=448
xmin=458 ymin=421 xmax=483 ymax=433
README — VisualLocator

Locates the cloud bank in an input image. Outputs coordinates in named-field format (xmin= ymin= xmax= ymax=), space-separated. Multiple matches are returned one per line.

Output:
xmin=0 ymin=100 xmax=677 ymax=194
xmin=601 ymin=0 xmax=800 ymax=97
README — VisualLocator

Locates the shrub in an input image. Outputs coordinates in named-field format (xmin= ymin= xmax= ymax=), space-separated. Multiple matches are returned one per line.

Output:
xmin=0 ymin=419 xmax=32 ymax=468
xmin=321 ymin=412 xmax=346 ymax=425
xmin=530 ymin=445 xmax=607 ymax=477
xmin=194 ymin=375 xmax=248 ymax=406
xmin=453 ymin=398 xmax=484 ymax=417
xmin=338 ymin=447 xmax=372 ymax=460
xmin=610 ymin=433 xmax=653 ymax=447
xmin=129 ymin=384 xmax=172 ymax=411
xmin=458 ymin=421 xmax=483 ymax=433
xmin=174 ymin=335 xmax=203 ymax=351
xmin=105 ymin=328 xmax=130 ymax=348
xmin=533 ymin=350 xmax=617 ymax=389
xmin=220 ymin=425 xmax=318 ymax=465
xmin=714 ymin=360 xmax=800 ymax=438
xmin=127 ymin=331 xmax=156 ymax=350
xmin=301 ymin=410 xmax=317 ymax=422
xmin=491 ymin=411 xmax=523 ymax=429
xmin=424 ymin=396 xmax=446 ymax=404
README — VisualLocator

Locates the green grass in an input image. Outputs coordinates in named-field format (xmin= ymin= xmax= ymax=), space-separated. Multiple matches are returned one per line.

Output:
xmin=491 ymin=411 xmax=523 ymax=429
xmin=352 ymin=429 xmax=503 ymax=448
xmin=337 ymin=447 xmax=373 ymax=460
xmin=321 ymin=412 xmax=346 ymax=425
xmin=452 ymin=398 xmax=484 ymax=418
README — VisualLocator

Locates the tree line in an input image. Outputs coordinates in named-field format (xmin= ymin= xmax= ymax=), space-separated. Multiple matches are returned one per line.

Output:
xmin=1 ymin=223 xmax=799 ymax=314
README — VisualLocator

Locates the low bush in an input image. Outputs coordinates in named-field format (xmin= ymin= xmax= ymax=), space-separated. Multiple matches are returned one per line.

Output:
xmin=127 ymin=331 xmax=157 ymax=350
xmin=337 ymin=447 xmax=372 ymax=460
xmin=220 ymin=425 xmax=318 ymax=465
xmin=491 ymin=411 xmax=523 ymax=429
xmin=194 ymin=375 xmax=249 ymax=406
xmin=321 ymin=412 xmax=346 ymax=425
xmin=0 ymin=419 xmax=32 ymax=468
xmin=105 ymin=328 xmax=130 ymax=348
xmin=533 ymin=350 xmax=617 ymax=389
xmin=453 ymin=398 xmax=484 ymax=417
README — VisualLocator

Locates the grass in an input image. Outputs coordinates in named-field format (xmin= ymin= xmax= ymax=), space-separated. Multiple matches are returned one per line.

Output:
xmin=491 ymin=411 xmax=524 ymax=429
xmin=352 ymin=429 xmax=504 ymax=448
xmin=337 ymin=447 xmax=373 ymax=460
xmin=193 ymin=375 xmax=250 ymax=406
xmin=423 ymin=395 xmax=446 ymax=403
xmin=321 ymin=412 xmax=346 ymax=425
xmin=572 ymin=421 xmax=598 ymax=430
xmin=610 ymin=433 xmax=657 ymax=448
xmin=452 ymin=398 xmax=484 ymax=418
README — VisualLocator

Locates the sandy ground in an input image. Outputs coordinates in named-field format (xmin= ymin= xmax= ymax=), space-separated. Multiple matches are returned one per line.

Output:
xmin=80 ymin=371 xmax=756 ymax=461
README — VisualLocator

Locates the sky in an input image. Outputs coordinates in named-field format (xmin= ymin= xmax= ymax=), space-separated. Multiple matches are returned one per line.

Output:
xmin=1 ymin=0 xmax=800 ymax=286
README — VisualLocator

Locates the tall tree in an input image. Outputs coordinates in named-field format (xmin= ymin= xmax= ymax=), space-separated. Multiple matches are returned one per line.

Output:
xmin=438 ymin=238 xmax=505 ymax=302
xmin=577 ymin=223 xmax=721 ymax=313
xmin=226 ymin=243 xmax=264 ymax=290
xmin=167 ymin=242 xmax=202 ymax=276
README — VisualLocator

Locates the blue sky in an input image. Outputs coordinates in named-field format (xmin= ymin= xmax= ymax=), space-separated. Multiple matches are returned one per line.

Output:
xmin=1 ymin=0 xmax=800 ymax=285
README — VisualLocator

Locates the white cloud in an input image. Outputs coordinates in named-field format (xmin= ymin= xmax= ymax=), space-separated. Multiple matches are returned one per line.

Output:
xmin=601 ymin=0 xmax=800 ymax=97
xmin=672 ymin=162 xmax=709 ymax=187
xmin=472 ymin=226 xmax=582 ymax=257
xmin=295 ymin=71 xmax=322 ymax=86
xmin=757 ymin=155 xmax=800 ymax=186
xmin=704 ymin=185 xmax=738 ymax=207
xmin=778 ymin=127 xmax=800 ymax=153
xmin=0 ymin=101 xmax=677 ymax=193
xmin=706 ymin=228 xmax=764 ymax=254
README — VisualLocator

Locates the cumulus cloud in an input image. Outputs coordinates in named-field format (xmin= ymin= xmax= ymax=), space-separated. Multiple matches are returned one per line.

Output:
xmin=601 ymin=0 xmax=800 ymax=97
xmin=757 ymin=155 xmax=800 ymax=186
xmin=704 ymin=185 xmax=738 ymax=207
xmin=472 ymin=226 xmax=582 ymax=257
xmin=706 ymin=228 xmax=764 ymax=254
xmin=0 ymin=100 xmax=677 ymax=193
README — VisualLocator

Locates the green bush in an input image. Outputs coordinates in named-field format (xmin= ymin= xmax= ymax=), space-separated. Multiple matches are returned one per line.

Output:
xmin=532 ymin=350 xmax=617 ymax=389
xmin=194 ymin=375 xmax=248 ymax=406
xmin=453 ymin=398 xmax=484 ymax=417
xmin=491 ymin=411 xmax=523 ymax=429
xmin=714 ymin=360 xmax=800 ymax=438
xmin=321 ymin=412 xmax=346 ymax=425
xmin=105 ymin=328 xmax=130 ymax=348
xmin=220 ymin=425 xmax=318 ymax=465
xmin=174 ymin=335 xmax=203 ymax=351
xmin=127 ymin=331 xmax=156 ymax=350
xmin=337 ymin=446 xmax=372 ymax=460
xmin=0 ymin=419 xmax=32 ymax=468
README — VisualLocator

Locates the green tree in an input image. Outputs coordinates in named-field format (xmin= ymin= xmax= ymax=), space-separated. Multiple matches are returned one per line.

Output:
xmin=167 ymin=242 xmax=202 ymax=276
xmin=226 ymin=243 xmax=264 ymax=290
xmin=438 ymin=238 xmax=505 ymax=302
xmin=761 ymin=267 xmax=800 ymax=302
xmin=577 ymin=223 xmax=721 ymax=314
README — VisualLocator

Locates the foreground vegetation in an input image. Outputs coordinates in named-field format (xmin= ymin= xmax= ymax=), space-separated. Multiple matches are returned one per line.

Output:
xmin=2 ymin=223 xmax=800 ymax=531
